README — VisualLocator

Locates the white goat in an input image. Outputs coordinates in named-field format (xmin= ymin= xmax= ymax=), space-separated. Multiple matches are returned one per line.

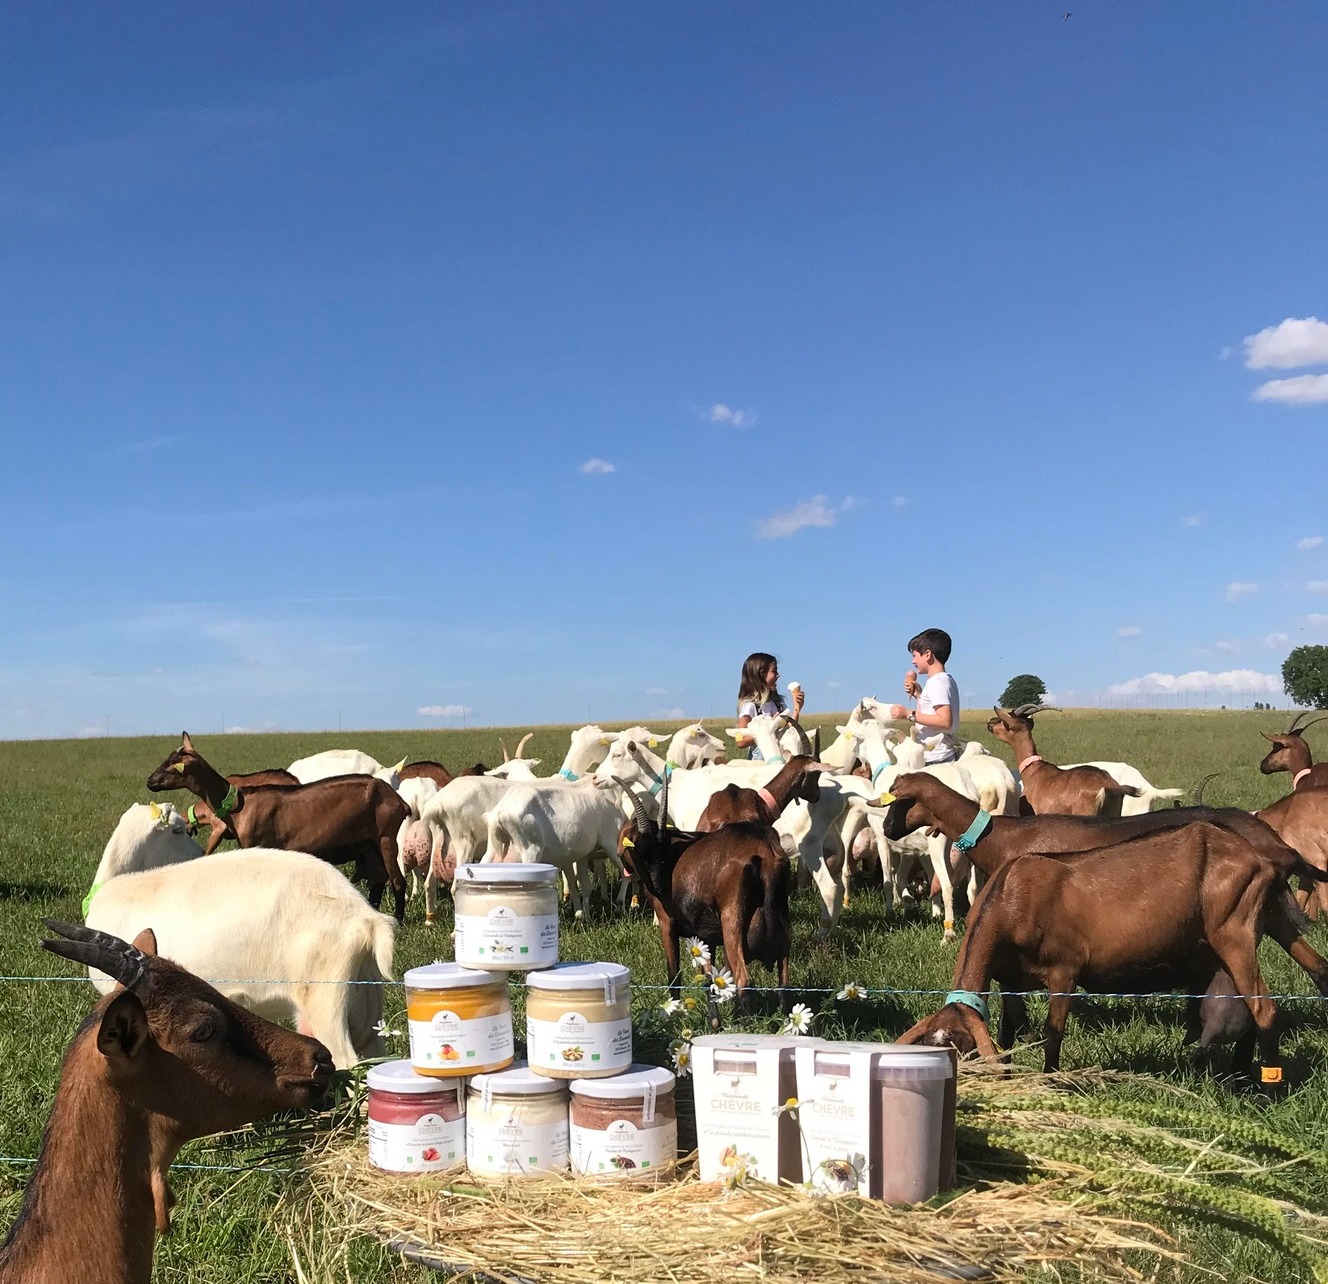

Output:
xmin=288 ymin=749 xmax=406 ymax=788
xmin=1060 ymin=761 xmax=1184 ymax=814
xmin=664 ymin=722 xmax=728 ymax=768
xmin=84 ymin=802 xmax=396 ymax=1070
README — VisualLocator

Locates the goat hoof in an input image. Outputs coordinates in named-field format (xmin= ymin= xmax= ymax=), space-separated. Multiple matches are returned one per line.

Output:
xmin=424 ymin=915 xmax=435 ymax=926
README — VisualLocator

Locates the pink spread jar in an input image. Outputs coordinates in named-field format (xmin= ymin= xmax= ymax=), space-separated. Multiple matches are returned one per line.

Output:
xmin=366 ymin=1059 xmax=465 ymax=1175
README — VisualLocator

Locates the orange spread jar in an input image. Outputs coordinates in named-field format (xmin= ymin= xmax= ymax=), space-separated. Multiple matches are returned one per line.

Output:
xmin=405 ymin=963 xmax=513 ymax=1077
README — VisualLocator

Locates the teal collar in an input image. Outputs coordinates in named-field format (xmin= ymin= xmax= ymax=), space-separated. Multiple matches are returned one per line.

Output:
xmin=81 ymin=882 xmax=104 ymax=918
xmin=647 ymin=763 xmax=671 ymax=797
xmin=871 ymin=759 xmax=892 ymax=785
xmin=559 ymin=768 xmax=578 ymax=782
xmin=945 ymin=989 xmax=989 ymax=1022
xmin=954 ymin=809 xmax=993 ymax=853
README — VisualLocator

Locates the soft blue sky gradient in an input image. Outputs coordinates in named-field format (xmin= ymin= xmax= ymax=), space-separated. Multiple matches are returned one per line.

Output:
xmin=3 ymin=3 xmax=1326 ymax=739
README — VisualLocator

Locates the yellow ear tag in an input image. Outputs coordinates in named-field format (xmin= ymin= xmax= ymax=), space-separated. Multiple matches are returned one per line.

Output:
xmin=600 ymin=737 xmax=612 ymax=746
xmin=621 ymin=838 xmax=635 ymax=849
xmin=648 ymin=740 xmax=658 ymax=748
xmin=879 ymin=791 xmax=896 ymax=805
xmin=1261 ymin=1066 xmax=1284 ymax=1084
xmin=149 ymin=802 xmax=162 ymax=820
xmin=172 ymin=762 xmax=187 ymax=774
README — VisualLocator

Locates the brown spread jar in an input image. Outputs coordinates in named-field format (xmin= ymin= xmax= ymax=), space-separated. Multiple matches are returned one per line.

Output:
xmin=569 ymin=1065 xmax=677 ymax=1180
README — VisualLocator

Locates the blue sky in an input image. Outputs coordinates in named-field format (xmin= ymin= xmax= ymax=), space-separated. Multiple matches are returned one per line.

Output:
xmin=2 ymin=2 xmax=1326 ymax=740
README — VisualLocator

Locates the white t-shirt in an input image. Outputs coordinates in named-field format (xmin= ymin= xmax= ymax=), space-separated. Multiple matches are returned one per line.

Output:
xmin=918 ymin=672 xmax=959 ymax=763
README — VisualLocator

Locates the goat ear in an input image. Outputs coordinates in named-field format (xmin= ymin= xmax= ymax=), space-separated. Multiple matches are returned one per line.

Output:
xmin=131 ymin=928 xmax=159 ymax=957
xmin=959 ymin=1005 xmax=1001 ymax=1060
xmin=1260 ymin=731 xmax=1279 ymax=743
xmin=97 ymin=990 xmax=151 ymax=1064
xmin=181 ymin=732 xmax=194 ymax=751
xmin=895 ymin=1016 xmax=932 ymax=1045
xmin=391 ymin=757 xmax=408 ymax=773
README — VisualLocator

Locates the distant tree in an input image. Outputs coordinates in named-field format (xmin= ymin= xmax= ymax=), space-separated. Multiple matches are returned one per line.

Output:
xmin=1283 ymin=646 xmax=1328 ymax=711
xmin=999 ymin=674 xmax=1048 ymax=708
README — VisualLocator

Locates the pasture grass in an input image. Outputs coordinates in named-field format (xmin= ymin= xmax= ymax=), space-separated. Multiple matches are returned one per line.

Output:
xmin=1 ymin=710 xmax=1326 ymax=1281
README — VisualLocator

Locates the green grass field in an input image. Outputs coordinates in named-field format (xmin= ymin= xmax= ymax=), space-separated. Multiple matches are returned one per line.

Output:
xmin=2 ymin=710 xmax=1326 ymax=1281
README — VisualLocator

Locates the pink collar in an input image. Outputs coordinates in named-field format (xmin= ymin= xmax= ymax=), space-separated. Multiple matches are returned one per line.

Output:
xmin=1293 ymin=768 xmax=1312 ymax=791
xmin=757 ymin=787 xmax=778 ymax=817
xmin=1018 ymin=754 xmax=1042 ymax=774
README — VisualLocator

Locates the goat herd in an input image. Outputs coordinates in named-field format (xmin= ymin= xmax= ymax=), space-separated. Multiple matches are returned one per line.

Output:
xmin=3 ymin=706 xmax=1327 ymax=1283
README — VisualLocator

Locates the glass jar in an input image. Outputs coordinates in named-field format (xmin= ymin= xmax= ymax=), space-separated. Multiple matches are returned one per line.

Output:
xmin=525 ymin=962 xmax=632 ymax=1079
xmin=466 ymin=1062 xmax=570 ymax=1179
xmin=404 ymin=962 xmax=513 ymax=1077
xmin=453 ymin=862 xmax=560 ymax=970
xmin=366 ymin=1059 xmax=465 ymax=1175
xmin=569 ymin=1065 xmax=677 ymax=1180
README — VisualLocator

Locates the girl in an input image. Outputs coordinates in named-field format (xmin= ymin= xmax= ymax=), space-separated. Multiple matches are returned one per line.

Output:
xmin=734 ymin=652 xmax=805 ymax=758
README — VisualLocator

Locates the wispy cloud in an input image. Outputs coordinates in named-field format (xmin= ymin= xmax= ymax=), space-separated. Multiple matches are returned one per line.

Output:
xmin=643 ymin=686 xmax=668 ymax=697
xmin=1225 ymin=581 xmax=1259 ymax=602
xmin=418 ymin=704 xmax=473 ymax=718
xmin=1108 ymin=669 xmax=1281 ymax=697
xmin=1251 ymin=374 xmax=1328 ymax=405
xmin=1243 ymin=317 xmax=1328 ymax=369
xmin=891 ymin=496 xmax=908 ymax=510
xmin=1213 ymin=640 xmax=1242 ymax=655
xmin=753 ymin=495 xmax=853 ymax=540
xmin=579 ymin=458 xmax=615 ymax=475
xmin=1181 ymin=514 xmax=1203 ymax=528
xmin=1309 ymin=581 xmax=1328 ymax=595
xmin=1298 ymin=536 xmax=1324 ymax=551
xmin=701 ymin=403 xmax=756 ymax=428
xmin=107 ymin=435 xmax=180 ymax=456
xmin=650 ymin=706 xmax=686 ymax=719
xmin=1266 ymin=632 xmax=1291 ymax=649
xmin=75 ymin=725 xmax=110 ymax=739
xmin=1116 ymin=625 xmax=1142 ymax=638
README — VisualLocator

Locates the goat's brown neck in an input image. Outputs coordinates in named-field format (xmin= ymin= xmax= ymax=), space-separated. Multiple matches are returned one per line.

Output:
xmin=759 ymin=757 xmax=811 ymax=817
xmin=1280 ymin=739 xmax=1314 ymax=776
xmin=907 ymin=776 xmax=982 ymax=839
xmin=0 ymin=1033 xmax=168 ymax=1284
xmin=186 ymin=756 xmax=235 ymax=809
xmin=999 ymin=725 xmax=1038 ymax=768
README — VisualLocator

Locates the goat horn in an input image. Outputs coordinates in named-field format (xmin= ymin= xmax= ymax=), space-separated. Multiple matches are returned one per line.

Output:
xmin=499 ymin=737 xmax=510 ymax=763
xmin=1192 ymin=772 xmax=1219 ymax=806
xmin=791 ymin=719 xmax=812 ymax=757
xmin=1291 ymin=715 xmax=1328 ymax=738
xmin=813 ymin=727 xmax=821 ymax=759
xmin=1288 ymin=709 xmax=1315 ymax=734
xmin=40 ymin=919 xmax=149 ymax=991
xmin=614 ymin=777 xmax=652 ymax=834
xmin=514 ymin=732 xmax=534 ymax=758
xmin=658 ymin=763 xmax=670 ymax=828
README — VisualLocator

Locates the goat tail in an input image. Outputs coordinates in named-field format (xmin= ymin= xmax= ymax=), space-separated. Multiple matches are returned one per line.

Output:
xmin=1295 ymin=857 xmax=1328 ymax=884
xmin=1119 ymin=784 xmax=1144 ymax=797
xmin=370 ymin=911 xmax=397 ymax=982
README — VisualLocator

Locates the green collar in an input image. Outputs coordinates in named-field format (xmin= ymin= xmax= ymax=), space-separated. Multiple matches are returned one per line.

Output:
xmin=214 ymin=784 xmax=239 ymax=818
xmin=81 ymin=882 xmax=104 ymax=918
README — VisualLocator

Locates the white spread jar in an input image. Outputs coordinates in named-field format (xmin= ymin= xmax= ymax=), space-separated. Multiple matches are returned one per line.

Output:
xmin=453 ymin=863 xmax=560 ymax=970
xmin=570 ymin=1065 xmax=677 ymax=1181
xmin=526 ymin=962 xmax=632 ymax=1079
xmin=366 ymin=1060 xmax=465 ymax=1175
xmin=404 ymin=962 xmax=513 ymax=1077
xmin=466 ymin=1062 xmax=570 ymax=1179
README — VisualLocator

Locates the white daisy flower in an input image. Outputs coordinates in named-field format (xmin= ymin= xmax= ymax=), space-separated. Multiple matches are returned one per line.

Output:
xmin=671 ymin=1041 xmax=693 ymax=1078
xmin=372 ymin=1018 xmax=402 ymax=1039
xmin=781 ymin=1003 xmax=814 ymax=1035
xmin=683 ymin=937 xmax=712 ymax=967
xmin=661 ymin=998 xmax=683 ymax=1015
xmin=709 ymin=967 xmax=736 ymax=1004
xmin=836 ymin=981 xmax=867 ymax=1002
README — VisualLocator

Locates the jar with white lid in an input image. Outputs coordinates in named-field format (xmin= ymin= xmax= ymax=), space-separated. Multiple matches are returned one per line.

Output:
xmin=569 ymin=1065 xmax=677 ymax=1180
xmin=404 ymin=962 xmax=513 ymax=1077
xmin=366 ymin=1059 xmax=465 ymax=1175
xmin=872 ymin=1047 xmax=953 ymax=1204
xmin=466 ymin=1062 xmax=570 ymax=1179
xmin=526 ymin=962 xmax=632 ymax=1079
xmin=453 ymin=862 xmax=560 ymax=970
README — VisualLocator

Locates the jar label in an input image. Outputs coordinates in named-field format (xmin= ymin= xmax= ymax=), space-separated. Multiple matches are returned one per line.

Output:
xmin=466 ymin=1114 xmax=570 ymax=1177
xmin=455 ymin=905 xmax=559 ymax=967
xmin=368 ymin=1114 xmax=465 ymax=1173
xmin=409 ymin=1007 xmax=514 ymax=1071
xmin=527 ymin=1011 xmax=632 ymax=1071
xmin=571 ymin=1117 xmax=678 ymax=1176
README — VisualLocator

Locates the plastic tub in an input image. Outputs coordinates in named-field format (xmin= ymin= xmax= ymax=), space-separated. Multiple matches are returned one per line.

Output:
xmin=466 ymin=1062 xmax=570 ymax=1179
xmin=872 ymin=1048 xmax=952 ymax=1203
xmin=366 ymin=1060 xmax=465 ymax=1174
xmin=569 ymin=1064 xmax=677 ymax=1180
xmin=525 ymin=962 xmax=632 ymax=1078
xmin=453 ymin=862 xmax=560 ymax=970
xmin=404 ymin=962 xmax=513 ymax=1077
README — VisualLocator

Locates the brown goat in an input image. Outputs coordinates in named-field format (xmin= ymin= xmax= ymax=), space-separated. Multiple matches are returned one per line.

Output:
xmin=0 ymin=921 xmax=332 ymax=1284
xmin=1255 ymin=787 xmax=1328 ymax=919
xmin=398 ymin=760 xmax=487 ymax=787
xmin=897 ymin=822 xmax=1318 ymax=1084
xmin=616 ymin=777 xmax=790 ymax=1010
xmin=1258 ymin=710 xmax=1328 ymax=792
xmin=987 ymin=705 xmax=1140 ymax=816
xmin=694 ymin=754 xmax=827 ymax=831
xmin=146 ymin=733 xmax=411 ymax=921
xmin=228 ymin=768 xmax=299 ymax=788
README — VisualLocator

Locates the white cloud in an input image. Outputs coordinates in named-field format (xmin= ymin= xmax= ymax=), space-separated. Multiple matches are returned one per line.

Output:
xmin=703 ymin=403 xmax=756 ymax=428
xmin=1108 ymin=669 xmax=1281 ymax=697
xmin=1266 ymin=632 xmax=1291 ymax=648
xmin=643 ymin=686 xmax=668 ymax=697
xmin=1310 ymin=614 xmax=1328 ymax=629
xmin=1181 ymin=514 xmax=1202 ymax=528
xmin=418 ymin=704 xmax=473 ymax=718
xmin=1307 ymin=581 xmax=1328 ymax=594
xmin=753 ymin=494 xmax=853 ymax=540
xmin=1213 ymin=640 xmax=1242 ymax=655
xmin=650 ymin=706 xmax=686 ymax=719
xmin=824 ymin=680 xmax=841 ymax=689
xmin=1298 ymin=536 xmax=1325 ymax=551
xmin=1116 ymin=625 xmax=1142 ymax=638
xmin=1252 ymin=374 xmax=1328 ymax=405
xmin=891 ymin=496 xmax=908 ymax=509
xmin=1243 ymin=317 xmax=1328 ymax=369
xmin=75 ymin=725 xmax=109 ymax=738
xmin=1225 ymin=581 xmax=1259 ymax=602
xmin=580 ymin=458 xmax=615 ymax=475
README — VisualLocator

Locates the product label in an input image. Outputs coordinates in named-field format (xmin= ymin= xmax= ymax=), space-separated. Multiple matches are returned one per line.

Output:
xmin=526 ymin=1010 xmax=632 ymax=1071
xmin=455 ymin=904 xmax=558 ymax=967
xmin=692 ymin=1046 xmax=797 ymax=1184
xmin=571 ymin=1118 xmax=677 ymax=1176
xmin=367 ymin=1113 xmax=465 ymax=1173
xmin=794 ymin=1046 xmax=873 ymax=1196
xmin=409 ymin=1007 xmax=513 ymax=1072
xmin=466 ymin=1113 xmax=570 ymax=1177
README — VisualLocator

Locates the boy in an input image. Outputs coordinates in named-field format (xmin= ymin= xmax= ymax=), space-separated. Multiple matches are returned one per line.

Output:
xmin=889 ymin=628 xmax=959 ymax=764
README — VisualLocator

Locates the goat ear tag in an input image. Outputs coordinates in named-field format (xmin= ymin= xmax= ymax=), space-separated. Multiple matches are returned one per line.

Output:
xmin=621 ymin=838 xmax=634 ymax=849
xmin=149 ymin=802 xmax=162 ymax=820
xmin=878 ymin=791 xmax=896 ymax=805
xmin=600 ymin=737 xmax=612 ymax=746
xmin=1261 ymin=1065 xmax=1284 ymax=1084
xmin=171 ymin=761 xmax=186 ymax=774
xmin=648 ymin=739 xmax=658 ymax=748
